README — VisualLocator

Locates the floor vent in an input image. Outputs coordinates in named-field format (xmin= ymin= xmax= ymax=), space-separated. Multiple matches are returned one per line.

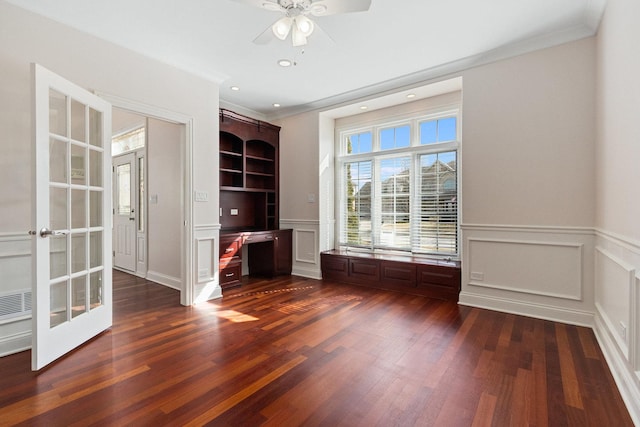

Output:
xmin=0 ymin=290 xmax=32 ymax=321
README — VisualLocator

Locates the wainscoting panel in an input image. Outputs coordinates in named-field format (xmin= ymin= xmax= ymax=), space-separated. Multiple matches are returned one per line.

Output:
xmin=193 ymin=225 xmax=221 ymax=303
xmin=0 ymin=233 xmax=33 ymax=356
xmin=460 ymin=225 xmax=595 ymax=326
xmin=595 ymin=247 xmax=634 ymax=359
xmin=468 ymin=238 xmax=583 ymax=300
xmin=281 ymin=219 xmax=321 ymax=279
xmin=592 ymin=230 xmax=640 ymax=423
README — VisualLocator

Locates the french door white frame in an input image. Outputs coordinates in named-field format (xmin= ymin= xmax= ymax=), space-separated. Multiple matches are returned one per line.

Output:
xmin=98 ymin=92 xmax=194 ymax=306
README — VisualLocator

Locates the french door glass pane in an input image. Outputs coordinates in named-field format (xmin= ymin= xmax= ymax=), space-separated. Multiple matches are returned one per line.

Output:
xmin=71 ymin=144 xmax=86 ymax=185
xmin=90 ymin=271 xmax=103 ymax=309
xmin=89 ymin=190 xmax=102 ymax=227
xmin=70 ymin=99 xmax=86 ymax=142
xmin=71 ymin=233 xmax=86 ymax=274
xmin=71 ymin=276 xmax=87 ymax=319
xmin=89 ymin=108 xmax=103 ymax=148
xmin=89 ymin=231 xmax=103 ymax=268
xmin=89 ymin=149 xmax=103 ymax=187
xmin=71 ymin=189 xmax=86 ymax=229
xmin=49 ymin=89 xmax=67 ymax=137
xmin=50 ymin=187 xmax=68 ymax=231
xmin=50 ymin=280 xmax=68 ymax=328
xmin=50 ymin=138 xmax=67 ymax=183
xmin=50 ymin=235 xmax=68 ymax=279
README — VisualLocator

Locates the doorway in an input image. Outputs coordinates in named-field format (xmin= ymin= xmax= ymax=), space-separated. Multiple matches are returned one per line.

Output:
xmin=111 ymin=108 xmax=186 ymax=293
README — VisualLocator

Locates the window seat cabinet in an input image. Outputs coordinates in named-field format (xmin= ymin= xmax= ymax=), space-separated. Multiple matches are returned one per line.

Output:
xmin=320 ymin=250 xmax=461 ymax=301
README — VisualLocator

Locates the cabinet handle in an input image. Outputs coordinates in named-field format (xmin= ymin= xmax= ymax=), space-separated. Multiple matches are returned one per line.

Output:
xmin=225 ymin=273 xmax=234 ymax=277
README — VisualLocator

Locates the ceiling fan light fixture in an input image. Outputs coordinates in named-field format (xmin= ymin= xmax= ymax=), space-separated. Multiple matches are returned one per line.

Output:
xmin=294 ymin=15 xmax=314 ymax=37
xmin=291 ymin=25 xmax=308 ymax=47
xmin=272 ymin=16 xmax=292 ymax=40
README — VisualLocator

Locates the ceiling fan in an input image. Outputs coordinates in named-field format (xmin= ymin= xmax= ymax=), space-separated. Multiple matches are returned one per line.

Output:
xmin=232 ymin=0 xmax=372 ymax=46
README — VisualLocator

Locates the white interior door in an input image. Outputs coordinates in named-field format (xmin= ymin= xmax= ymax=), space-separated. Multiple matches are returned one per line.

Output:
xmin=113 ymin=153 xmax=136 ymax=271
xmin=31 ymin=63 xmax=112 ymax=371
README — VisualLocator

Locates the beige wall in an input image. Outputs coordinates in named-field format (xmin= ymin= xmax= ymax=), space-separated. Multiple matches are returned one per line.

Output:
xmin=593 ymin=0 xmax=640 ymax=421
xmin=596 ymin=0 xmax=640 ymax=240
xmin=147 ymin=118 xmax=183 ymax=285
xmin=463 ymin=37 xmax=596 ymax=227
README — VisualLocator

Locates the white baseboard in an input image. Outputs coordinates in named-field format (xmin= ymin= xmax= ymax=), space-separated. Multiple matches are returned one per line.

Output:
xmin=146 ymin=271 xmax=182 ymax=291
xmin=0 ymin=331 xmax=31 ymax=357
xmin=459 ymin=291 xmax=594 ymax=327
xmin=593 ymin=309 xmax=640 ymax=426
xmin=292 ymin=266 xmax=322 ymax=280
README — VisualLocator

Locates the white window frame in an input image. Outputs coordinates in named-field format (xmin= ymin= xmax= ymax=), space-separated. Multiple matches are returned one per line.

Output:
xmin=336 ymin=106 xmax=461 ymax=259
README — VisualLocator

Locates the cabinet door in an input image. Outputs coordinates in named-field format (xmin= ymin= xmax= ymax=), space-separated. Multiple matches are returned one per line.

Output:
xmin=349 ymin=258 xmax=380 ymax=282
xmin=380 ymin=260 xmax=417 ymax=288
xmin=321 ymin=253 xmax=349 ymax=281
xmin=274 ymin=230 xmax=292 ymax=275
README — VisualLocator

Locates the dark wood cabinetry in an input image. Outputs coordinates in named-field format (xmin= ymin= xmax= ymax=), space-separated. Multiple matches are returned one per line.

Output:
xmin=321 ymin=250 xmax=461 ymax=301
xmin=219 ymin=109 xmax=292 ymax=288
xmin=220 ymin=109 xmax=279 ymax=231
xmin=219 ymin=230 xmax=292 ymax=289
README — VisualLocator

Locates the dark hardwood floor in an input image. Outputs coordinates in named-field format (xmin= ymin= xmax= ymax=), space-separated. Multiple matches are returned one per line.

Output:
xmin=0 ymin=270 xmax=633 ymax=426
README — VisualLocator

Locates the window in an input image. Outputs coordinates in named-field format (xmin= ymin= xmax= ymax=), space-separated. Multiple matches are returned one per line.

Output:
xmin=338 ymin=111 xmax=459 ymax=257
xmin=112 ymin=126 xmax=145 ymax=156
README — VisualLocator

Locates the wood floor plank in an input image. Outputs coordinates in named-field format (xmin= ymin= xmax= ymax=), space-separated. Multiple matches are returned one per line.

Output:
xmin=0 ymin=271 xmax=633 ymax=426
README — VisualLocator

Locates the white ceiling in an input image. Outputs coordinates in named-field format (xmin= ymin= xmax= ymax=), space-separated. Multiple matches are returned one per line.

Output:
xmin=6 ymin=0 xmax=606 ymax=120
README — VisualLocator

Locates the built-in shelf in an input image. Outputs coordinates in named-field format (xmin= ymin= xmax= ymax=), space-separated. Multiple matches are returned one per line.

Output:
xmin=219 ymin=109 xmax=280 ymax=231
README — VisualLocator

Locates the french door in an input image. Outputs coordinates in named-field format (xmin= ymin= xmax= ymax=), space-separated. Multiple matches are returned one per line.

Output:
xmin=31 ymin=63 xmax=112 ymax=370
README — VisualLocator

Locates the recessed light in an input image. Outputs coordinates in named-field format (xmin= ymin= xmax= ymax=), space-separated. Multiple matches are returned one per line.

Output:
xmin=360 ymin=106 xmax=368 ymax=110
xmin=230 ymin=86 xmax=240 ymax=91
xmin=273 ymin=103 xmax=281 ymax=107
xmin=407 ymin=93 xmax=416 ymax=99
xmin=278 ymin=59 xmax=292 ymax=67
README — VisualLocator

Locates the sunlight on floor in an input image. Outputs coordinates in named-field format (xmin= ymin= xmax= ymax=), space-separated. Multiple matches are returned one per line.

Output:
xmin=214 ymin=310 xmax=259 ymax=323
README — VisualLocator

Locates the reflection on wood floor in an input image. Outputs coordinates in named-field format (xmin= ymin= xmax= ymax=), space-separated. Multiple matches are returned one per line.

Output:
xmin=0 ymin=270 xmax=633 ymax=426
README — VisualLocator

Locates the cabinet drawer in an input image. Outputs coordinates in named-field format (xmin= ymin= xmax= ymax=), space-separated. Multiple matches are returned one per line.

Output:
xmin=381 ymin=260 xmax=416 ymax=288
xmin=244 ymin=233 xmax=273 ymax=243
xmin=220 ymin=239 xmax=241 ymax=259
xmin=417 ymin=265 xmax=460 ymax=289
xmin=220 ymin=263 xmax=241 ymax=287
xmin=349 ymin=258 xmax=379 ymax=281
xmin=219 ymin=256 xmax=240 ymax=270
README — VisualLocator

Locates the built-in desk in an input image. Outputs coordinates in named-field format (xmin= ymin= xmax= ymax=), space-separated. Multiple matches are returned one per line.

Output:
xmin=219 ymin=229 xmax=292 ymax=289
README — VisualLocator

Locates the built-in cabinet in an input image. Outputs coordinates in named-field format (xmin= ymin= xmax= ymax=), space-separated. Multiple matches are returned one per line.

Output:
xmin=220 ymin=109 xmax=279 ymax=231
xmin=219 ymin=109 xmax=291 ymax=288
xmin=321 ymin=250 xmax=461 ymax=301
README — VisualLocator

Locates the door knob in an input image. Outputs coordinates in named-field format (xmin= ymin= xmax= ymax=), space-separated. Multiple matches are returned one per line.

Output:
xmin=36 ymin=227 xmax=68 ymax=238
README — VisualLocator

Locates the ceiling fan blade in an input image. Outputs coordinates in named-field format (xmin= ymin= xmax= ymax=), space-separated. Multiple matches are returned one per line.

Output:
xmin=229 ymin=0 xmax=284 ymax=13
xmin=309 ymin=0 xmax=372 ymax=16
xmin=252 ymin=24 xmax=275 ymax=44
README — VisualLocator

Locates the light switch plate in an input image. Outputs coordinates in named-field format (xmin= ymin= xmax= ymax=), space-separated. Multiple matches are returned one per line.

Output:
xmin=195 ymin=190 xmax=208 ymax=202
xmin=230 ymin=208 xmax=239 ymax=215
